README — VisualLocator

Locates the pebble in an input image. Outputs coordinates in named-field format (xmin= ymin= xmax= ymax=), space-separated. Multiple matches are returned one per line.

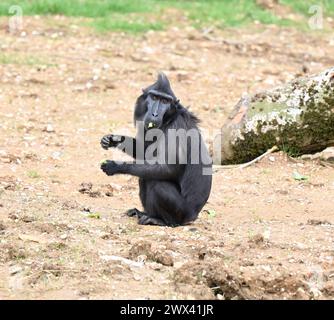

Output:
xmin=45 ymin=124 xmax=55 ymax=133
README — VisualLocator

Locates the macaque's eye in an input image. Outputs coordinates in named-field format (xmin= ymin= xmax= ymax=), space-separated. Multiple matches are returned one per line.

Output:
xmin=152 ymin=95 xmax=158 ymax=101
xmin=161 ymin=98 xmax=169 ymax=104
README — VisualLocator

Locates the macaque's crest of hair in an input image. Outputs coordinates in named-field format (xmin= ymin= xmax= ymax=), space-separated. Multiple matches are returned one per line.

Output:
xmin=143 ymin=72 xmax=177 ymax=100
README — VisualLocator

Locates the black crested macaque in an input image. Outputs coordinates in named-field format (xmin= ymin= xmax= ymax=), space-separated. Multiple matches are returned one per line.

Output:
xmin=100 ymin=73 xmax=212 ymax=227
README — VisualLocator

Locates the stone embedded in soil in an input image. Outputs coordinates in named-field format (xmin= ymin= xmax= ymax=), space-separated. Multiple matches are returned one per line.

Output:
xmin=129 ymin=241 xmax=174 ymax=267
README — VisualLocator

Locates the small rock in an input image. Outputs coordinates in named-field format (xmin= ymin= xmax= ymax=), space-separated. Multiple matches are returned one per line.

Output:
xmin=249 ymin=233 xmax=264 ymax=244
xmin=51 ymin=152 xmax=62 ymax=160
xmin=44 ymin=124 xmax=55 ymax=133
xmin=262 ymin=265 xmax=271 ymax=272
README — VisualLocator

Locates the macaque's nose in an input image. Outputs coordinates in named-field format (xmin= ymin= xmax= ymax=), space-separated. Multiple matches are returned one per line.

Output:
xmin=151 ymin=102 xmax=159 ymax=117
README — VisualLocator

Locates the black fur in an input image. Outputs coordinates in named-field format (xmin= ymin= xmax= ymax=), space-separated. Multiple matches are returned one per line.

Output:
xmin=100 ymin=73 xmax=212 ymax=227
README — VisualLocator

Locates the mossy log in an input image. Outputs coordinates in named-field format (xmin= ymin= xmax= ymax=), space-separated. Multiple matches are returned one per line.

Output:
xmin=215 ymin=67 xmax=334 ymax=164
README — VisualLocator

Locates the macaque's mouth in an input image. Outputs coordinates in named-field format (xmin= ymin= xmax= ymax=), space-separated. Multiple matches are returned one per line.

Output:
xmin=145 ymin=121 xmax=160 ymax=130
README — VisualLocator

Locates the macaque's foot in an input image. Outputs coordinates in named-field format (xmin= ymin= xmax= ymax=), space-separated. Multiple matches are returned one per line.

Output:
xmin=138 ymin=215 xmax=166 ymax=226
xmin=126 ymin=208 xmax=144 ymax=218
xmin=100 ymin=134 xmax=124 ymax=150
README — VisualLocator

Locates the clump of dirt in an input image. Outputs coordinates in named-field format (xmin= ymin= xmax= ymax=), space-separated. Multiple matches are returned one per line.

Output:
xmin=78 ymin=182 xmax=101 ymax=197
xmin=0 ymin=221 xmax=6 ymax=232
xmin=129 ymin=240 xmax=174 ymax=266
xmin=0 ymin=151 xmax=21 ymax=164
xmin=78 ymin=182 xmax=114 ymax=197
xmin=20 ymin=215 xmax=37 ymax=223
xmin=0 ymin=176 xmax=18 ymax=191
xmin=307 ymin=219 xmax=332 ymax=226
xmin=61 ymin=200 xmax=82 ymax=210
xmin=0 ymin=243 xmax=27 ymax=263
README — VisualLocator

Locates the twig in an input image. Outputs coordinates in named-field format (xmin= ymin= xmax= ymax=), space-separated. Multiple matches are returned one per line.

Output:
xmin=213 ymin=146 xmax=279 ymax=171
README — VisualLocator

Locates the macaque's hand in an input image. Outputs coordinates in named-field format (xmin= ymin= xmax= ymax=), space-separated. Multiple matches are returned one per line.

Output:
xmin=100 ymin=134 xmax=124 ymax=150
xmin=100 ymin=160 xmax=121 ymax=176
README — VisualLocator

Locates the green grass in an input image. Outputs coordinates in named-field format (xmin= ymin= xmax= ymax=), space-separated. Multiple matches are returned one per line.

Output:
xmin=280 ymin=0 xmax=334 ymax=16
xmin=89 ymin=14 xmax=164 ymax=33
xmin=0 ymin=0 xmax=333 ymax=33
xmin=161 ymin=0 xmax=295 ymax=28
xmin=0 ymin=0 xmax=155 ymax=17
xmin=0 ymin=53 xmax=54 ymax=66
xmin=27 ymin=170 xmax=40 ymax=179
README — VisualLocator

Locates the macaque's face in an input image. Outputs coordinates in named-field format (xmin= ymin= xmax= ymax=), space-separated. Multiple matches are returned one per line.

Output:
xmin=143 ymin=91 xmax=175 ymax=130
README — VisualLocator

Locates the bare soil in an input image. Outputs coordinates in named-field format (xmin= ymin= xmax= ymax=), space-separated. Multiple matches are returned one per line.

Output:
xmin=1 ymin=16 xmax=334 ymax=300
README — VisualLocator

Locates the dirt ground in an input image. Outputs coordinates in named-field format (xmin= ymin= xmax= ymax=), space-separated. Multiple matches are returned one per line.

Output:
xmin=1 ymin=16 xmax=334 ymax=300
